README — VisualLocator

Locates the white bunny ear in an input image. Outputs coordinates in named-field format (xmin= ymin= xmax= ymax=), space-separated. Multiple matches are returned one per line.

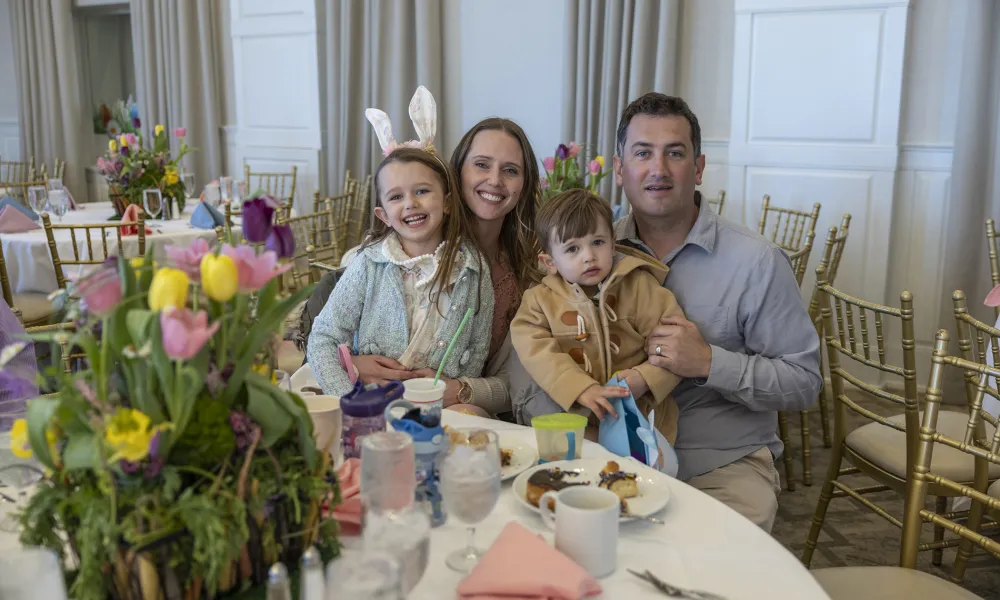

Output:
xmin=365 ymin=108 xmax=397 ymax=154
xmin=408 ymin=85 xmax=437 ymax=145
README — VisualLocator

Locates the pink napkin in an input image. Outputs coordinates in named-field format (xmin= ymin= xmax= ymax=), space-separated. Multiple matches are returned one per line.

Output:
xmin=330 ymin=458 xmax=362 ymax=535
xmin=457 ymin=522 xmax=603 ymax=600
xmin=0 ymin=205 xmax=40 ymax=233
xmin=119 ymin=203 xmax=152 ymax=236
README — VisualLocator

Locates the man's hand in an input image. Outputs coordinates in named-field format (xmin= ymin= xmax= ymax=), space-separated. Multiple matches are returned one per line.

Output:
xmin=353 ymin=355 xmax=415 ymax=385
xmin=646 ymin=316 xmax=713 ymax=378
xmin=576 ymin=384 xmax=626 ymax=421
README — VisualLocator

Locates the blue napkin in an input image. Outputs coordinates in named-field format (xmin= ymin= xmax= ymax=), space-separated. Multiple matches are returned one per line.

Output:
xmin=0 ymin=195 xmax=38 ymax=221
xmin=189 ymin=201 xmax=224 ymax=229
xmin=597 ymin=374 xmax=679 ymax=477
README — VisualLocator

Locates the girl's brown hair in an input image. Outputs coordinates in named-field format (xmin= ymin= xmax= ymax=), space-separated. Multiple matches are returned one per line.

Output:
xmin=450 ymin=118 xmax=542 ymax=290
xmin=363 ymin=147 xmax=480 ymax=309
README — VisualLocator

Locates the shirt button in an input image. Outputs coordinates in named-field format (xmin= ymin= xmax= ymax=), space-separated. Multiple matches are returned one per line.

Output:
xmin=437 ymin=340 xmax=446 ymax=348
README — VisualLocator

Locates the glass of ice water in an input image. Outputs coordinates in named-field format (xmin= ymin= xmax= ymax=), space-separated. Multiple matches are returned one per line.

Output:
xmin=363 ymin=500 xmax=430 ymax=594
xmin=438 ymin=428 xmax=501 ymax=572
xmin=325 ymin=551 xmax=403 ymax=600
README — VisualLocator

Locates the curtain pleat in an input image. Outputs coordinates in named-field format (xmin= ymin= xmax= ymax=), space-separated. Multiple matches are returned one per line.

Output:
xmin=562 ymin=0 xmax=681 ymax=208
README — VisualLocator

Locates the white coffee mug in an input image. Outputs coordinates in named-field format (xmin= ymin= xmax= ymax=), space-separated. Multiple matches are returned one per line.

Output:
xmin=539 ymin=486 xmax=619 ymax=578
xmin=402 ymin=377 xmax=446 ymax=409
xmin=304 ymin=395 xmax=342 ymax=463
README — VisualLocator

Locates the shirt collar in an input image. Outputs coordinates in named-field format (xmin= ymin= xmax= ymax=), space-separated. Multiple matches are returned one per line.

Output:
xmin=615 ymin=191 xmax=717 ymax=262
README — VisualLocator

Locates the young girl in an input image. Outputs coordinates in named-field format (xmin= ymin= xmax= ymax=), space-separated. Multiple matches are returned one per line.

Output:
xmin=308 ymin=89 xmax=494 ymax=397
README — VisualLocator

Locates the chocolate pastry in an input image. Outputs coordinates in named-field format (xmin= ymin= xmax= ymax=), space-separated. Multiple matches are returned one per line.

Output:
xmin=599 ymin=460 xmax=639 ymax=503
xmin=526 ymin=468 xmax=588 ymax=509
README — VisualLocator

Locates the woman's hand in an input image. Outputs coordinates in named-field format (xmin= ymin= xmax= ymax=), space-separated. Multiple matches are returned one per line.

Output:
xmin=353 ymin=355 xmax=415 ymax=385
xmin=410 ymin=369 xmax=462 ymax=407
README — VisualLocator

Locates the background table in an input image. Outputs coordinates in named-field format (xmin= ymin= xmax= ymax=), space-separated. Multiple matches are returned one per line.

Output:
xmin=2 ymin=201 xmax=227 ymax=294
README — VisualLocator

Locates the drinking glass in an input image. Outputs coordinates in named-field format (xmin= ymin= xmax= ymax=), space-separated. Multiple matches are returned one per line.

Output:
xmin=360 ymin=432 xmax=416 ymax=513
xmin=0 ymin=431 xmax=44 ymax=533
xmin=182 ymin=172 xmax=195 ymax=199
xmin=363 ymin=499 xmax=430 ymax=594
xmin=48 ymin=190 xmax=69 ymax=223
xmin=438 ymin=428 xmax=501 ymax=572
xmin=220 ymin=176 xmax=233 ymax=204
xmin=47 ymin=178 xmax=63 ymax=192
xmin=231 ymin=181 xmax=246 ymax=205
xmin=325 ymin=551 xmax=403 ymax=600
xmin=204 ymin=183 xmax=221 ymax=208
xmin=143 ymin=189 xmax=163 ymax=219
xmin=0 ymin=548 xmax=69 ymax=600
xmin=27 ymin=186 xmax=48 ymax=216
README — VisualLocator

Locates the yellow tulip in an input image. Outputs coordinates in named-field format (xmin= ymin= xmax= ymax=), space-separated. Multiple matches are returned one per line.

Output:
xmin=595 ymin=156 xmax=605 ymax=169
xmin=200 ymin=254 xmax=238 ymax=302
xmin=154 ymin=124 xmax=164 ymax=136
xmin=148 ymin=267 xmax=189 ymax=311
xmin=120 ymin=134 xmax=128 ymax=147
xmin=109 ymin=139 xmax=118 ymax=152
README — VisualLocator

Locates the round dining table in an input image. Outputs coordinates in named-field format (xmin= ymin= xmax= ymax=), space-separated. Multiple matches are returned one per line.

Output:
xmin=0 ymin=410 xmax=830 ymax=599
xmin=1 ymin=200 xmax=226 ymax=295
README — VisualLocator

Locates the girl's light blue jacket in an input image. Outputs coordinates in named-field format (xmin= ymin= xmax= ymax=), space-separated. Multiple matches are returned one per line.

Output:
xmin=306 ymin=241 xmax=494 ymax=396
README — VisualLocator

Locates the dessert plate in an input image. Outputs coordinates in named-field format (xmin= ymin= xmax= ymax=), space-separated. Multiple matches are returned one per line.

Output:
xmin=496 ymin=429 xmax=538 ymax=482
xmin=512 ymin=458 xmax=672 ymax=518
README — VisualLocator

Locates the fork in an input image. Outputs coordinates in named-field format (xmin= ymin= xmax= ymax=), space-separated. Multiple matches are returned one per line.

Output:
xmin=627 ymin=569 xmax=728 ymax=600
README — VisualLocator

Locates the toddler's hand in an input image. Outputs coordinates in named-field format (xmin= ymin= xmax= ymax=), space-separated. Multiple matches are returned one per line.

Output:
xmin=576 ymin=384 xmax=627 ymax=421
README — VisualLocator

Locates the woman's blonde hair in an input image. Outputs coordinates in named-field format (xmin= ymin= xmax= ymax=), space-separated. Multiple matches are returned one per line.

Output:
xmin=363 ymin=147 xmax=481 ymax=310
xmin=450 ymin=118 xmax=542 ymax=290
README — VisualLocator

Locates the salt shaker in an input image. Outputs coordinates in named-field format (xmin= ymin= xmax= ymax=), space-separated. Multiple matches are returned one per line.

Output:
xmin=340 ymin=381 xmax=404 ymax=459
xmin=300 ymin=547 xmax=325 ymax=600
xmin=266 ymin=562 xmax=291 ymax=600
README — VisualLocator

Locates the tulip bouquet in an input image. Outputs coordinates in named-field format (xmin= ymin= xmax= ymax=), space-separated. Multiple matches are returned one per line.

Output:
xmin=539 ymin=141 xmax=609 ymax=201
xmin=2 ymin=234 xmax=340 ymax=600
xmin=97 ymin=123 xmax=192 ymax=218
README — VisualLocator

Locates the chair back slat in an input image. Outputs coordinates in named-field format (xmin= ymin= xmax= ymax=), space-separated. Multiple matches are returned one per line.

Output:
xmin=758 ymin=194 xmax=822 ymax=252
xmin=786 ymin=230 xmax=815 ymax=287
xmin=706 ymin=190 xmax=726 ymax=216
xmin=244 ymin=164 xmax=297 ymax=218
xmin=41 ymin=212 xmax=146 ymax=289
xmin=279 ymin=199 xmax=339 ymax=291
xmin=952 ymin=290 xmax=1000 ymax=450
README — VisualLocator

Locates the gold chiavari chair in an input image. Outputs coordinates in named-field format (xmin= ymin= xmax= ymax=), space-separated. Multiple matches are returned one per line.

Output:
xmin=758 ymin=195 xmax=822 ymax=252
xmin=279 ymin=199 xmax=339 ymax=292
xmin=0 ymin=157 xmax=33 ymax=186
xmin=313 ymin=190 xmax=353 ymax=263
xmin=41 ymin=211 xmax=147 ymax=290
xmin=986 ymin=219 xmax=1000 ymax=322
xmin=348 ymin=174 xmax=373 ymax=250
xmin=36 ymin=159 xmax=66 ymax=182
xmin=800 ymin=214 xmax=853 ymax=486
xmin=244 ymin=164 xmax=297 ymax=219
xmin=706 ymin=190 xmax=726 ymax=216
xmin=810 ymin=330 xmax=990 ymax=599
xmin=0 ymin=232 xmax=54 ymax=327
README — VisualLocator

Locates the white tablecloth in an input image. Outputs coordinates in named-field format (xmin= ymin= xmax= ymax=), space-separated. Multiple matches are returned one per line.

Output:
xmin=2 ymin=201 xmax=225 ymax=294
xmin=0 ymin=410 xmax=829 ymax=599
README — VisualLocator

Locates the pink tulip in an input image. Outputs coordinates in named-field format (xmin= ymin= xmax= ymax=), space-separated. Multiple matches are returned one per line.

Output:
xmin=222 ymin=245 xmax=292 ymax=293
xmin=542 ymin=157 xmax=556 ymax=172
xmin=77 ymin=262 xmax=123 ymax=316
xmin=589 ymin=159 xmax=601 ymax=174
xmin=160 ymin=308 xmax=219 ymax=360
xmin=567 ymin=142 xmax=582 ymax=158
xmin=173 ymin=127 xmax=187 ymax=138
xmin=125 ymin=133 xmax=138 ymax=147
xmin=166 ymin=238 xmax=213 ymax=279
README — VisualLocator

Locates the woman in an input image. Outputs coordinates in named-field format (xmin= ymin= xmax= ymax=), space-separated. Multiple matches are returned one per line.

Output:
xmin=350 ymin=118 xmax=542 ymax=416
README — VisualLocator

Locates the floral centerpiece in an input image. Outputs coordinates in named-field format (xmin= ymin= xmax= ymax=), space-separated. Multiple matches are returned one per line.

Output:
xmin=93 ymin=98 xmax=141 ymax=137
xmin=539 ymin=141 xmax=609 ymax=201
xmin=97 ymin=122 xmax=192 ymax=218
xmin=2 ymin=226 xmax=339 ymax=599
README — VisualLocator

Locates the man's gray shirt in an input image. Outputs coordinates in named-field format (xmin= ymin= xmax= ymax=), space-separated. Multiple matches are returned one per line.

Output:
xmin=510 ymin=197 xmax=822 ymax=480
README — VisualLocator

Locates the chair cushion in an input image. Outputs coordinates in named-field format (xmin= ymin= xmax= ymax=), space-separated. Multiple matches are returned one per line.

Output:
xmin=845 ymin=411 xmax=1000 ymax=482
xmin=811 ymin=567 xmax=981 ymax=599
xmin=12 ymin=293 xmax=53 ymax=325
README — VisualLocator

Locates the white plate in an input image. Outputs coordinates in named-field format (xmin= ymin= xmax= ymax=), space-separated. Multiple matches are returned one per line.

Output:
xmin=511 ymin=458 xmax=672 ymax=517
xmin=497 ymin=430 xmax=538 ymax=482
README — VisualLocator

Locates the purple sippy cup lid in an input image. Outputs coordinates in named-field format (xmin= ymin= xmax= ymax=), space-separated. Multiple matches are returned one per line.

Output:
xmin=340 ymin=380 xmax=404 ymax=418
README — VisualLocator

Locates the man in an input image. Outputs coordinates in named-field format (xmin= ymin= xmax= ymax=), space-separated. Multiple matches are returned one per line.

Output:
xmin=511 ymin=93 xmax=821 ymax=532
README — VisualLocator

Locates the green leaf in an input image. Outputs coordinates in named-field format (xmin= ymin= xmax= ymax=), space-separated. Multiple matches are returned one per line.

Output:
xmin=149 ymin=320 xmax=175 ymax=401
xmin=274 ymin=391 xmax=318 ymax=471
xmin=62 ymin=434 xmax=99 ymax=470
xmin=25 ymin=397 xmax=60 ymax=470
xmin=125 ymin=361 xmax=164 ymax=423
xmin=126 ymin=309 xmax=154 ymax=344
xmin=255 ymin=278 xmax=279 ymax=321
xmin=245 ymin=373 xmax=293 ymax=447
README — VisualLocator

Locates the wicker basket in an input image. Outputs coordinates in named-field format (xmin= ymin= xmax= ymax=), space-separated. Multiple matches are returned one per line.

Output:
xmin=109 ymin=187 xmax=129 ymax=218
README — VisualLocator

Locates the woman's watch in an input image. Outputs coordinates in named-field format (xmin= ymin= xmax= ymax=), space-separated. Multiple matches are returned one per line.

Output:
xmin=457 ymin=379 xmax=473 ymax=404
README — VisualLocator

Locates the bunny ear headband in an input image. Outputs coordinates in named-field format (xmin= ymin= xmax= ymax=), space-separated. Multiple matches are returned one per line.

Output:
xmin=365 ymin=85 xmax=438 ymax=157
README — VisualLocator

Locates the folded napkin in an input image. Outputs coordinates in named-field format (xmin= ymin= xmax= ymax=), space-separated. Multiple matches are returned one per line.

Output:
xmin=0 ymin=196 xmax=38 ymax=221
xmin=0 ymin=205 xmax=40 ymax=233
xmin=457 ymin=522 xmax=602 ymax=600
xmin=190 ymin=201 xmax=225 ymax=229
xmin=329 ymin=458 xmax=362 ymax=535
xmin=119 ymin=203 xmax=152 ymax=236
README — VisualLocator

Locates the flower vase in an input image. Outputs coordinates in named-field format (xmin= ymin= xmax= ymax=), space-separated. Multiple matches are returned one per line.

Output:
xmin=109 ymin=187 xmax=129 ymax=219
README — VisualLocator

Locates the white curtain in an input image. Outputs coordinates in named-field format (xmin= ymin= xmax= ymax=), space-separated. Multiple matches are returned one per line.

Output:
xmin=130 ymin=0 xmax=224 ymax=193
xmin=316 ymin=0 xmax=444 ymax=196
xmin=10 ymin=0 xmax=87 ymax=195
xmin=940 ymin=0 xmax=1000 ymax=327
xmin=562 ymin=0 xmax=682 ymax=208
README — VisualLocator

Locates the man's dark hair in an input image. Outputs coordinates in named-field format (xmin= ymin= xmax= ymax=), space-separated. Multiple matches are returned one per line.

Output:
xmin=615 ymin=93 xmax=702 ymax=158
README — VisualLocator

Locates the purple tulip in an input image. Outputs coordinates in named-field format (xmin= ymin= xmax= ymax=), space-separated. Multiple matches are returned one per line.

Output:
xmin=556 ymin=144 xmax=569 ymax=160
xmin=265 ymin=224 xmax=295 ymax=259
xmin=120 ymin=145 xmax=129 ymax=157
xmin=241 ymin=197 xmax=276 ymax=243
xmin=132 ymin=117 xmax=141 ymax=129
